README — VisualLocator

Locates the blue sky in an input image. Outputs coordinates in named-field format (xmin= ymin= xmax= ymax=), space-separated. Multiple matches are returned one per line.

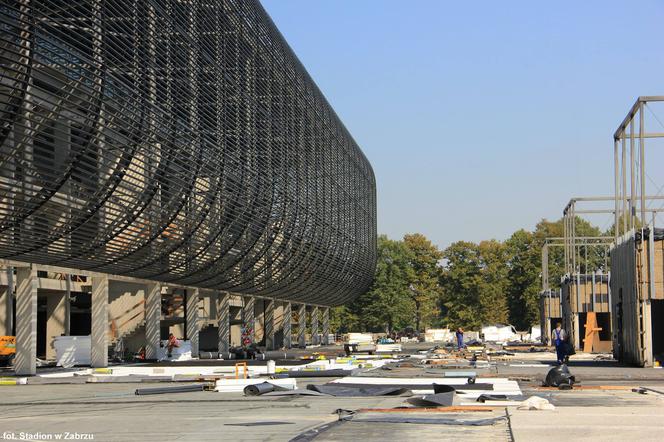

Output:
xmin=261 ymin=0 xmax=664 ymax=249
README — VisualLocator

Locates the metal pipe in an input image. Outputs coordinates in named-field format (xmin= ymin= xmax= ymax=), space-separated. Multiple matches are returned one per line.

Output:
xmin=542 ymin=244 xmax=548 ymax=291
xmin=622 ymin=136 xmax=628 ymax=234
xmin=591 ymin=271 xmax=596 ymax=312
xmin=563 ymin=213 xmax=568 ymax=273
xmin=630 ymin=117 xmax=636 ymax=229
xmin=648 ymin=216 xmax=655 ymax=302
xmin=618 ymin=132 xmax=664 ymax=139
xmin=572 ymin=205 xmax=577 ymax=272
xmin=640 ymin=103 xmax=646 ymax=225
xmin=576 ymin=272 xmax=581 ymax=313
xmin=614 ymin=139 xmax=620 ymax=242
xmin=135 ymin=384 xmax=206 ymax=395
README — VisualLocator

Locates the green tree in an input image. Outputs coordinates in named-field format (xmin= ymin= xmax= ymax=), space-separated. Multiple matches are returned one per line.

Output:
xmin=439 ymin=241 xmax=483 ymax=329
xmin=440 ymin=240 xmax=509 ymax=329
xmin=351 ymin=235 xmax=414 ymax=332
xmin=477 ymin=240 xmax=509 ymax=324
xmin=505 ymin=229 xmax=540 ymax=329
xmin=403 ymin=233 xmax=443 ymax=331
xmin=330 ymin=305 xmax=358 ymax=334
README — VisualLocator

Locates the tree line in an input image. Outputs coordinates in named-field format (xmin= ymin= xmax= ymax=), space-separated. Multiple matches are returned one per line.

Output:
xmin=331 ymin=217 xmax=608 ymax=333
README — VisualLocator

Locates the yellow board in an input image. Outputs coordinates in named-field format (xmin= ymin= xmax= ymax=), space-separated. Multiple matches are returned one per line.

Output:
xmin=583 ymin=312 xmax=602 ymax=353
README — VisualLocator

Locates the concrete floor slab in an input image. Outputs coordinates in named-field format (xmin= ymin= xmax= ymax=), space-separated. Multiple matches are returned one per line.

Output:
xmin=2 ymin=344 xmax=664 ymax=441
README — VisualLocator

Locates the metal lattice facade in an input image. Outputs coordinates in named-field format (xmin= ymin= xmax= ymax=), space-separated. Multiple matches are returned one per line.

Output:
xmin=0 ymin=0 xmax=376 ymax=306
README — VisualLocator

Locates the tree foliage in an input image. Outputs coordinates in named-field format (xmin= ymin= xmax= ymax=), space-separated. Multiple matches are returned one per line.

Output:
xmin=439 ymin=240 xmax=509 ymax=329
xmin=334 ymin=216 xmax=606 ymax=333
xmin=402 ymin=233 xmax=443 ymax=331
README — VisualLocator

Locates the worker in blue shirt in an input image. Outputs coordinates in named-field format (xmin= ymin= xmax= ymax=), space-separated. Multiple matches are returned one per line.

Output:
xmin=455 ymin=327 xmax=464 ymax=350
xmin=552 ymin=322 xmax=567 ymax=364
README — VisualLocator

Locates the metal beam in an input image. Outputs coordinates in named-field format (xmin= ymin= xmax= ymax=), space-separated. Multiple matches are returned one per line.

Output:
xmin=614 ymin=96 xmax=664 ymax=140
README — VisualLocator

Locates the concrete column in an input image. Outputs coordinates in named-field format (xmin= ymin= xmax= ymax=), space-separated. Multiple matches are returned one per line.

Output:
xmin=322 ymin=307 xmax=330 ymax=345
xmin=297 ymin=304 xmax=306 ymax=348
xmin=15 ymin=267 xmax=37 ymax=375
xmin=46 ymin=293 xmax=66 ymax=360
xmin=91 ymin=275 xmax=109 ymax=368
xmin=265 ymin=299 xmax=275 ymax=350
xmin=254 ymin=299 xmax=264 ymax=344
xmin=1 ymin=266 xmax=14 ymax=336
xmin=283 ymin=302 xmax=292 ymax=348
xmin=64 ymin=274 xmax=71 ymax=335
xmin=217 ymin=291 xmax=230 ymax=354
xmin=311 ymin=306 xmax=319 ymax=345
xmin=144 ymin=282 xmax=161 ymax=360
xmin=186 ymin=288 xmax=200 ymax=358
xmin=242 ymin=295 xmax=255 ymax=345
xmin=0 ymin=285 xmax=8 ymax=336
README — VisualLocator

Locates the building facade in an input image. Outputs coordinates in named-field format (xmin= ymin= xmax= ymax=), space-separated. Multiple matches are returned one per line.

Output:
xmin=0 ymin=0 xmax=376 ymax=305
xmin=0 ymin=0 xmax=376 ymax=373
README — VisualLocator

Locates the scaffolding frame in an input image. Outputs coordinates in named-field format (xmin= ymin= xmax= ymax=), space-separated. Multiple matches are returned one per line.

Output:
xmin=613 ymin=96 xmax=664 ymax=241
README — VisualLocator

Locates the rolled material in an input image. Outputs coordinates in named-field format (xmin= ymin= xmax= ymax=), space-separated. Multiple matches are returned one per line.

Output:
xmin=262 ymin=351 xmax=301 ymax=360
xmin=135 ymin=384 xmax=205 ymax=395
xmin=244 ymin=382 xmax=278 ymax=396
xmin=199 ymin=351 xmax=219 ymax=360
xmin=476 ymin=394 xmax=508 ymax=403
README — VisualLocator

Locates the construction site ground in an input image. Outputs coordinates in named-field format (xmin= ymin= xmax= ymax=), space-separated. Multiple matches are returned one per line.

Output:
xmin=1 ymin=342 xmax=664 ymax=441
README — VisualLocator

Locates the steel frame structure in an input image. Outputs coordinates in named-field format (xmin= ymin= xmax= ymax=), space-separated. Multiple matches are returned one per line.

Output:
xmin=613 ymin=96 xmax=664 ymax=241
xmin=0 ymin=0 xmax=377 ymax=306
xmin=562 ymin=196 xmax=664 ymax=274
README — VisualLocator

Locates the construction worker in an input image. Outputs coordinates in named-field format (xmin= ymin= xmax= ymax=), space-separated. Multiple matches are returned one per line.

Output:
xmin=455 ymin=327 xmax=464 ymax=350
xmin=552 ymin=322 xmax=567 ymax=364
xmin=166 ymin=333 xmax=180 ymax=358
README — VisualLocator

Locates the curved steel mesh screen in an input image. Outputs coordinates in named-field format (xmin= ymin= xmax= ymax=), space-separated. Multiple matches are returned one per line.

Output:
xmin=0 ymin=0 xmax=376 ymax=306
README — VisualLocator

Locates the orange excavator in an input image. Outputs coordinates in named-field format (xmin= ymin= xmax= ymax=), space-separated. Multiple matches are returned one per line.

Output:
xmin=0 ymin=336 xmax=16 ymax=366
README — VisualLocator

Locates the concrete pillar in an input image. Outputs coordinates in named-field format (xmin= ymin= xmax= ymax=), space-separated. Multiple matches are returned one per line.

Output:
xmin=144 ymin=282 xmax=161 ymax=360
xmin=217 ymin=292 xmax=230 ymax=354
xmin=283 ymin=302 xmax=292 ymax=348
xmin=91 ymin=275 xmax=109 ymax=368
xmin=242 ymin=295 xmax=255 ymax=345
xmin=45 ymin=293 xmax=66 ymax=360
xmin=186 ymin=288 xmax=200 ymax=357
xmin=1 ymin=266 xmax=14 ymax=336
xmin=15 ymin=267 xmax=37 ymax=375
xmin=254 ymin=299 xmax=264 ymax=344
xmin=64 ymin=274 xmax=71 ymax=335
xmin=322 ymin=307 xmax=330 ymax=345
xmin=0 ymin=285 xmax=8 ymax=336
xmin=311 ymin=306 xmax=319 ymax=345
xmin=265 ymin=299 xmax=275 ymax=350
xmin=297 ymin=304 xmax=306 ymax=348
